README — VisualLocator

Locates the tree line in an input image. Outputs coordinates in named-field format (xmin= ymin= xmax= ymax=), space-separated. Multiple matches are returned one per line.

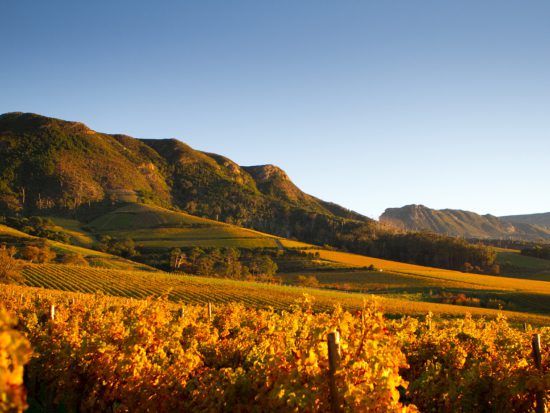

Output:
xmin=169 ymin=247 xmax=279 ymax=282
xmin=521 ymin=245 xmax=550 ymax=260
xmin=0 ymin=241 xmax=89 ymax=284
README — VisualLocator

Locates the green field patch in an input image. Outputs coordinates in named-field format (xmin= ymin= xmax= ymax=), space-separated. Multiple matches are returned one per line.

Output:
xmin=87 ymin=203 xmax=283 ymax=249
xmin=136 ymin=237 xmax=279 ymax=248
xmin=46 ymin=217 xmax=97 ymax=247
xmin=497 ymin=251 xmax=550 ymax=281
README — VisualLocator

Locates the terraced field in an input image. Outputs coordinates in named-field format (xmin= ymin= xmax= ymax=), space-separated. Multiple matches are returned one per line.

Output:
xmin=20 ymin=263 xmax=550 ymax=324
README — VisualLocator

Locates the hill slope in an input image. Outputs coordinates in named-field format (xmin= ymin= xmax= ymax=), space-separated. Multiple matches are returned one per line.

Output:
xmin=380 ymin=204 xmax=550 ymax=241
xmin=87 ymin=202 xmax=303 ymax=249
xmin=0 ymin=224 xmax=154 ymax=271
xmin=501 ymin=212 xmax=550 ymax=230
xmin=0 ymin=112 xmax=503 ymax=273
xmin=0 ymin=112 xmax=376 ymax=246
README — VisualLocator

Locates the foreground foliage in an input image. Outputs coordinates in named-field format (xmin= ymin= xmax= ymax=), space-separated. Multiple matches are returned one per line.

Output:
xmin=0 ymin=285 xmax=548 ymax=412
xmin=0 ymin=306 xmax=31 ymax=412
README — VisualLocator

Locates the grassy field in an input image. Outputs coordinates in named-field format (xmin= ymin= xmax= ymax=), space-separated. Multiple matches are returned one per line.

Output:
xmin=277 ymin=249 xmax=550 ymax=314
xmin=0 ymin=224 xmax=154 ymax=271
xmin=308 ymin=249 xmax=550 ymax=293
xmin=281 ymin=269 xmax=469 ymax=291
xmin=86 ymin=203 xmax=287 ymax=248
xmin=47 ymin=217 xmax=97 ymax=247
xmin=19 ymin=263 xmax=550 ymax=324
xmin=496 ymin=249 xmax=550 ymax=281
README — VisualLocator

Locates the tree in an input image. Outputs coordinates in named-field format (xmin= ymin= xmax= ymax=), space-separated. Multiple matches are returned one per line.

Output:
xmin=98 ymin=237 xmax=138 ymax=258
xmin=114 ymin=238 xmax=138 ymax=258
xmin=462 ymin=262 xmax=474 ymax=273
xmin=489 ymin=263 xmax=500 ymax=275
xmin=216 ymin=248 xmax=241 ymax=278
xmin=20 ymin=243 xmax=56 ymax=263
xmin=188 ymin=247 xmax=204 ymax=267
xmin=296 ymin=275 xmax=319 ymax=288
xmin=0 ymin=245 xmax=24 ymax=284
xmin=196 ymin=256 xmax=215 ymax=276
xmin=170 ymin=248 xmax=187 ymax=271
xmin=59 ymin=252 xmax=88 ymax=267
xmin=249 ymin=255 xmax=278 ymax=277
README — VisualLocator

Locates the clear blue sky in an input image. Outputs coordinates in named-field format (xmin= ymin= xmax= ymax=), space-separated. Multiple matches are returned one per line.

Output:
xmin=2 ymin=1 xmax=549 ymax=218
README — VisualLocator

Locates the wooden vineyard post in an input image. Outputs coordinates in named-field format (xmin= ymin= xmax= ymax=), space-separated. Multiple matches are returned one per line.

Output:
xmin=327 ymin=331 xmax=342 ymax=413
xmin=179 ymin=306 xmax=185 ymax=318
xmin=532 ymin=334 xmax=546 ymax=413
xmin=50 ymin=304 xmax=56 ymax=321
xmin=208 ymin=302 xmax=212 ymax=321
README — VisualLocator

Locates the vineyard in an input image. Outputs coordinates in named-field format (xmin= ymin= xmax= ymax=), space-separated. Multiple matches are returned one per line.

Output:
xmin=1 ymin=284 xmax=548 ymax=412
xmin=20 ymin=263 xmax=550 ymax=323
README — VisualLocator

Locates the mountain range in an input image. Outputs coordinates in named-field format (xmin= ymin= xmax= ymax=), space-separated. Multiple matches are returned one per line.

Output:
xmin=1 ymin=112 xmax=548 ymax=246
xmin=380 ymin=204 xmax=550 ymax=241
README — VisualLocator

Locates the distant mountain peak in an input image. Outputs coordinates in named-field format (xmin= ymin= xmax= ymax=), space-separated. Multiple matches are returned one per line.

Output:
xmin=243 ymin=164 xmax=290 ymax=182
xmin=381 ymin=204 xmax=550 ymax=241
xmin=243 ymin=164 xmax=319 ymax=206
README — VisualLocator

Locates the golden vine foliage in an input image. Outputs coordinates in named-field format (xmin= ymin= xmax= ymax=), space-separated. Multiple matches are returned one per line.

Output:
xmin=0 ymin=306 xmax=32 ymax=413
xmin=0 ymin=285 xmax=548 ymax=412
xmin=400 ymin=314 xmax=550 ymax=412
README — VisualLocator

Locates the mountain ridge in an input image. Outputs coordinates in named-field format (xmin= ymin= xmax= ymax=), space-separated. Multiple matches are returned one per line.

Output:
xmin=501 ymin=212 xmax=550 ymax=229
xmin=380 ymin=204 xmax=550 ymax=241
xmin=0 ymin=112 xmax=377 ymax=247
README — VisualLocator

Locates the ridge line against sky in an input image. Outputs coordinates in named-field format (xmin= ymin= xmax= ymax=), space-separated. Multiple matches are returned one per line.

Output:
xmin=1 ymin=0 xmax=549 ymax=218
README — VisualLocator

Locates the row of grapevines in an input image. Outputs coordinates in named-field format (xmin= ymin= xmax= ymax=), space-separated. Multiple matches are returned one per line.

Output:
xmin=0 ymin=284 xmax=548 ymax=412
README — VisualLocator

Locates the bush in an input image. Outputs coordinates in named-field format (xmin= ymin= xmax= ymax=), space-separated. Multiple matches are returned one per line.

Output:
xmin=0 ymin=245 xmax=24 ymax=284
xmin=98 ymin=236 xmax=139 ymax=258
xmin=296 ymin=275 xmax=320 ymax=288
xmin=59 ymin=252 xmax=89 ymax=267
xmin=20 ymin=243 xmax=56 ymax=263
